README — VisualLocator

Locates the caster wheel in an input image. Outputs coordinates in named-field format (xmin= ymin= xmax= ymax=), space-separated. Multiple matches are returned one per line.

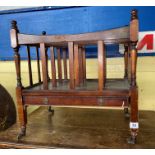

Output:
xmin=127 ymin=136 xmax=136 ymax=144
xmin=124 ymin=108 xmax=130 ymax=119
xmin=17 ymin=126 xmax=26 ymax=141
xmin=125 ymin=113 xmax=130 ymax=119
xmin=48 ymin=106 xmax=54 ymax=115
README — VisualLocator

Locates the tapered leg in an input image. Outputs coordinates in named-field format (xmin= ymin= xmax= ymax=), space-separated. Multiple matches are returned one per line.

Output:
xmin=16 ymin=87 xmax=27 ymax=140
xmin=127 ymin=87 xmax=138 ymax=144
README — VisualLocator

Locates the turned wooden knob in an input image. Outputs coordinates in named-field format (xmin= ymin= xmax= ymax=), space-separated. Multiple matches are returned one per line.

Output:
xmin=42 ymin=31 xmax=46 ymax=35
xmin=11 ymin=20 xmax=19 ymax=33
xmin=131 ymin=9 xmax=138 ymax=20
xmin=11 ymin=20 xmax=17 ymax=29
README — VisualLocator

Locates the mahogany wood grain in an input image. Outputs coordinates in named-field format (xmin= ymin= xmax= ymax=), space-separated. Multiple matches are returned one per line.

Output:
xmin=50 ymin=47 xmax=57 ymax=87
xmin=27 ymin=46 xmax=33 ymax=86
xmin=130 ymin=47 xmax=137 ymax=86
xmin=16 ymin=87 xmax=27 ymax=127
xmin=36 ymin=47 xmax=41 ymax=83
xmin=14 ymin=48 xmax=22 ymax=87
xmin=68 ymin=42 xmax=75 ymax=89
xmin=17 ymin=26 xmax=130 ymax=46
xmin=98 ymin=40 xmax=105 ymax=91
xmin=130 ymin=86 xmax=138 ymax=138
xmin=124 ymin=44 xmax=129 ymax=78
xmin=40 ymin=43 xmax=48 ymax=90
xmin=78 ymin=47 xmax=84 ymax=85
xmin=23 ymin=95 xmax=128 ymax=107
xmin=45 ymin=47 xmax=50 ymax=80
xmin=82 ymin=47 xmax=86 ymax=81
xmin=130 ymin=10 xmax=139 ymax=42
xmin=10 ymin=9 xmax=139 ymax=142
xmin=57 ymin=48 xmax=62 ymax=83
xmin=62 ymin=48 xmax=68 ymax=80
xmin=74 ymin=44 xmax=80 ymax=86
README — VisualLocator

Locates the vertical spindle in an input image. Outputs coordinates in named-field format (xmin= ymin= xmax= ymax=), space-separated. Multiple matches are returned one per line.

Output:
xmin=68 ymin=42 xmax=75 ymax=89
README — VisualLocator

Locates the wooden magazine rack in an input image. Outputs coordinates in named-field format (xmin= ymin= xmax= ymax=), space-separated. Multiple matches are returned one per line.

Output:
xmin=10 ymin=9 xmax=139 ymax=144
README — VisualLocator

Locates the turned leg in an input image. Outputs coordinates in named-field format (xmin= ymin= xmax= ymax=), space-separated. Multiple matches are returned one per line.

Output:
xmin=127 ymin=87 xmax=138 ymax=144
xmin=17 ymin=105 xmax=27 ymax=140
xmin=17 ymin=125 xmax=26 ymax=140
xmin=11 ymin=21 xmax=27 ymax=140
xmin=16 ymin=88 xmax=27 ymax=140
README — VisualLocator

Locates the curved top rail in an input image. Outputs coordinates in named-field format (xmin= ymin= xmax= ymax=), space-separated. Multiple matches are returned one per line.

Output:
xmin=15 ymin=26 xmax=129 ymax=47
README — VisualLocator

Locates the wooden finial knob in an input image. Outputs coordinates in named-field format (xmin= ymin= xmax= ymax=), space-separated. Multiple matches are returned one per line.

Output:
xmin=11 ymin=20 xmax=19 ymax=33
xmin=11 ymin=20 xmax=17 ymax=29
xmin=42 ymin=31 xmax=46 ymax=35
xmin=131 ymin=9 xmax=138 ymax=20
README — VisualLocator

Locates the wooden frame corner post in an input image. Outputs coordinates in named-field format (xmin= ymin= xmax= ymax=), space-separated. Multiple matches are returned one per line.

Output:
xmin=10 ymin=20 xmax=27 ymax=140
xmin=128 ymin=9 xmax=139 ymax=144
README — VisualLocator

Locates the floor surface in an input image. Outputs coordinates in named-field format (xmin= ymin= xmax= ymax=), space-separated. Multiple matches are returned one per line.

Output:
xmin=0 ymin=107 xmax=155 ymax=148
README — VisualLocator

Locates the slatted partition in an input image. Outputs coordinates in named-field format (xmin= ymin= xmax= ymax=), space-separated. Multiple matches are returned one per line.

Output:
xmin=16 ymin=40 xmax=120 ymax=92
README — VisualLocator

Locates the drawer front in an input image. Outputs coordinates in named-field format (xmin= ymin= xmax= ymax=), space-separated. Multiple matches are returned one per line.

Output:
xmin=23 ymin=96 xmax=129 ymax=107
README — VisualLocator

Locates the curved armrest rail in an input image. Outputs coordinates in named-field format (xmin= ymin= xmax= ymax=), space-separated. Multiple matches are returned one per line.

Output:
xmin=11 ymin=26 xmax=130 ymax=47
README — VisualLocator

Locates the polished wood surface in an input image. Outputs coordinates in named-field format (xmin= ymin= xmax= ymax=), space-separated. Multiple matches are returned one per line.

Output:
xmin=10 ymin=9 xmax=139 ymax=143
xmin=50 ymin=47 xmax=57 ymax=87
xmin=17 ymin=26 xmax=130 ymax=46
xmin=36 ymin=47 xmax=41 ymax=83
xmin=0 ymin=107 xmax=155 ymax=148
xmin=27 ymin=45 xmax=33 ymax=86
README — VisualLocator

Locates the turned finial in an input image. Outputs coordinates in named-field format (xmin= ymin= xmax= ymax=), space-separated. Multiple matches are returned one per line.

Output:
xmin=11 ymin=20 xmax=19 ymax=33
xmin=42 ymin=31 xmax=46 ymax=35
xmin=131 ymin=9 xmax=138 ymax=20
xmin=11 ymin=20 xmax=17 ymax=29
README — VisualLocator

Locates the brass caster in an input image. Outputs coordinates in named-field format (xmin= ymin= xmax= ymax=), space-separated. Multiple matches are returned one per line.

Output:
xmin=124 ymin=108 xmax=130 ymax=119
xmin=48 ymin=106 xmax=54 ymax=115
xmin=17 ymin=126 xmax=26 ymax=141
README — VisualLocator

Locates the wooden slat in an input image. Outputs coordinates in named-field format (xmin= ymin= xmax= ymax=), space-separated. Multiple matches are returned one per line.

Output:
xmin=128 ymin=45 xmax=131 ymax=81
xmin=104 ymin=44 xmax=106 ymax=81
xmin=40 ymin=43 xmax=48 ymax=90
xmin=82 ymin=47 xmax=86 ymax=82
xmin=68 ymin=42 xmax=75 ymax=89
xmin=26 ymin=46 xmax=33 ymax=86
xmin=78 ymin=47 xmax=84 ymax=85
xmin=45 ymin=48 xmax=50 ymax=80
xmin=36 ymin=47 xmax=41 ymax=83
xmin=57 ymin=48 xmax=62 ymax=82
xmin=98 ymin=40 xmax=105 ymax=91
xmin=124 ymin=44 xmax=128 ymax=78
xmin=74 ymin=44 xmax=80 ymax=86
xmin=62 ymin=48 xmax=68 ymax=80
xmin=50 ymin=47 xmax=57 ymax=87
